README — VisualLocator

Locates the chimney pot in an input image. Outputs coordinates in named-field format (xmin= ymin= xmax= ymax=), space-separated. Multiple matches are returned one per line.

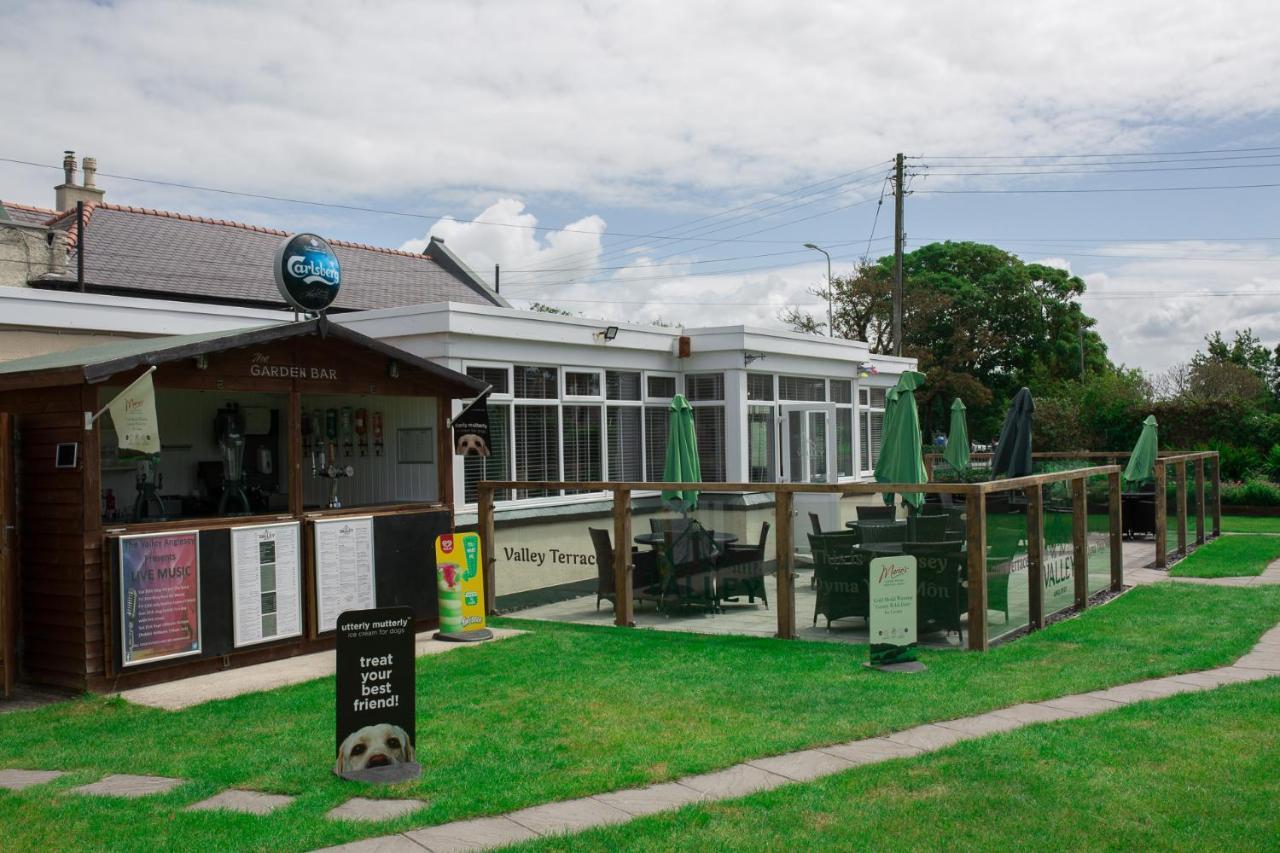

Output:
xmin=82 ymin=156 xmax=97 ymax=188
xmin=63 ymin=150 xmax=77 ymax=185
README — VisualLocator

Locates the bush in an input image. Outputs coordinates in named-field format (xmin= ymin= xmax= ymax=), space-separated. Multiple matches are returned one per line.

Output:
xmin=1220 ymin=478 xmax=1280 ymax=507
xmin=1267 ymin=444 xmax=1280 ymax=482
xmin=1211 ymin=442 xmax=1264 ymax=481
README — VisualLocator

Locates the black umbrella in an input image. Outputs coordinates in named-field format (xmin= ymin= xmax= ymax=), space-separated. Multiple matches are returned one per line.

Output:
xmin=992 ymin=387 xmax=1034 ymax=478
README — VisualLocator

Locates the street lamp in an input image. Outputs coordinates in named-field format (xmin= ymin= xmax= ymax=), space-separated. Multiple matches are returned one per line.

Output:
xmin=804 ymin=243 xmax=833 ymax=337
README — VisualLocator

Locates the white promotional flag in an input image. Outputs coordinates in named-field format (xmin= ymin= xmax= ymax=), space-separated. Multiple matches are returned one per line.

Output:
xmin=106 ymin=368 xmax=161 ymax=454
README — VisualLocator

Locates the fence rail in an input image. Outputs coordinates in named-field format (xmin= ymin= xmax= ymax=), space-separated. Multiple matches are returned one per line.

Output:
xmin=477 ymin=463 xmax=1145 ymax=652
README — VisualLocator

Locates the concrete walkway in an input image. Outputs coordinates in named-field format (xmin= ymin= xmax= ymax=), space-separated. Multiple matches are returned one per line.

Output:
xmin=315 ymin=573 xmax=1280 ymax=853
xmin=119 ymin=628 xmax=523 ymax=711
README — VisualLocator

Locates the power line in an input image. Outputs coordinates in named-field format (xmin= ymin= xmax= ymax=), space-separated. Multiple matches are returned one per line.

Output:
xmin=921 ymin=161 xmax=1280 ymax=177
xmin=915 ymin=181 xmax=1280 ymax=195
xmin=913 ymin=144 xmax=1280 ymax=160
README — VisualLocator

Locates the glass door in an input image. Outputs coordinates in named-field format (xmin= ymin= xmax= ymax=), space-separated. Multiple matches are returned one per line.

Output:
xmin=780 ymin=404 xmax=835 ymax=484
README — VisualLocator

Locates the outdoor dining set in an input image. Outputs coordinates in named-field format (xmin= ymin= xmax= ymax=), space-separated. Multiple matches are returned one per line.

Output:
xmin=589 ymin=518 xmax=771 ymax=613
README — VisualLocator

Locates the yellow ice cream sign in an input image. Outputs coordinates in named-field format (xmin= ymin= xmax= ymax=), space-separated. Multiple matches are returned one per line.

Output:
xmin=435 ymin=532 xmax=486 ymax=634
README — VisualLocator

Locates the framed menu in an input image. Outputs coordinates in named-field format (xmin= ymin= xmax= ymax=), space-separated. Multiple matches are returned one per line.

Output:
xmin=231 ymin=522 xmax=302 ymax=648
xmin=314 ymin=516 xmax=376 ymax=633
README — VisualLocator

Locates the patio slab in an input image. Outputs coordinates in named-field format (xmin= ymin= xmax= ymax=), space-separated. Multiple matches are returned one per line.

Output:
xmin=70 ymin=774 xmax=184 ymax=798
xmin=186 ymin=789 xmax=295 ymax=815
xmin=887 ymin=723 xmax=969 ymax=751
xmin=506 ymin=796 xmax=632 ymax=835
xmin=0 ymin=769 xmax=64 ymax=790
xmin=1039 ymin=694 xmax=1128 ymax=715
xmin=991 ymin=703 xmax=1079 ymax=724
xmin=819 ymin=736 xmax=922 ymax=764
xmin=677 ymin=763 xmax=788 ymax=798
xmin=934 ymin=712 xmax=1026 ymax=738
xmin=314 ymin=836 xmax=428 ymax=853
xmin=593 ymin=782 xmax=707 ymax=816
xmin=747 ymin=748 xmax=857 ymax=782
xmin=327 ymin=798 xmax=427 ymax=822
xmin=405 ymin=816 xmax=537 ymax=852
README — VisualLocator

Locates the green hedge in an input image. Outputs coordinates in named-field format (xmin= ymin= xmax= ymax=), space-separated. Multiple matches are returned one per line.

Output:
xmin=1221 ymin=478 xmax=1280 ymax=507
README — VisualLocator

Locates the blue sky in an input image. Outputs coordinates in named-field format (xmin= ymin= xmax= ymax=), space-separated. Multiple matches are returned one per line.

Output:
xmin=3 ymin=0 xmax=1280 ymax=377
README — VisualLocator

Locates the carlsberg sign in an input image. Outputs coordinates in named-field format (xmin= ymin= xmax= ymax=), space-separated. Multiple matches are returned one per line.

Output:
xmin=275 ymin=233 xmax=342 ymax=312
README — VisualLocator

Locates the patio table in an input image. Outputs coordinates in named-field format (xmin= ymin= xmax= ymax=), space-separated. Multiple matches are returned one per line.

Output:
xmin=634 ymin=532 xmax=739 ymax=547
xmin=844 ymin=519 xmax=907 ymax=532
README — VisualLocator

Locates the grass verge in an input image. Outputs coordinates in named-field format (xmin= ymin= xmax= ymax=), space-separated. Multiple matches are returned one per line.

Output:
xmin=1171 ymin=534 xmax=1280 ymax=578
xmin=1220 ymin=514 xmax=1280 ymax=534
xmin=0 ymin=584 xmax=1277 ymax=851
xmin=511 ymin=676 xmax=1280 ymax=851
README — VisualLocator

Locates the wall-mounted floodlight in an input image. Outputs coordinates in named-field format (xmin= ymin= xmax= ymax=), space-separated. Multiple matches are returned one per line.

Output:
xmin=594 ymin=326 xmax=619 ymax=342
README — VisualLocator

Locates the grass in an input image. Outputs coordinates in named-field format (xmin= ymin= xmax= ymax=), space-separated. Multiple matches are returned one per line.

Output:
xmin=1221 ymin=514 xmax=1280 ymax=534
xmin=1171 ymin=534 xmax=1280 ymax=578
xmin=0 ymin=584 xmax=1277 ymax=851
xmin=512 ymin=677 xmax=1280 ymax=851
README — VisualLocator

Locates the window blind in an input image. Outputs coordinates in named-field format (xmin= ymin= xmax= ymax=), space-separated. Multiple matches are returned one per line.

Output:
xmin=514 ymin=404 xmax=559 ymax=498
xmin=644 ymin=406 xmax=669 ymax=481
xmin=693 ymin=406 xmax=726 ymax=482
xmin=607 ymin=406 xmax=642 ymax=481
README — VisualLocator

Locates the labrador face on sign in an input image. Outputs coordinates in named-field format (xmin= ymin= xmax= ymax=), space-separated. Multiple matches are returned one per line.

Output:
xmin=334 ymin=723 xmax=415 ymax=773
xmin=455 ymin=433 xmax=490 ymax=457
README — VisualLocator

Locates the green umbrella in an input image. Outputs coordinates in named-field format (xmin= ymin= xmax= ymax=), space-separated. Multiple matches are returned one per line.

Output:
xmin=1122 ymin=415 xmax=1159 ymax=488
xmin=874 ymin=370 xmax=928 ymax=509
xmin=942 ymin=398 xmax=970 ymax=471
xmin=661 ymin=394 xmax=701 ymax=511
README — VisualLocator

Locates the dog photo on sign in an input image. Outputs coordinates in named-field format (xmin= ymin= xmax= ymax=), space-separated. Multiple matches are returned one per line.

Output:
xmin=334 ymin=723 xmax=415 ymax=773
xmin=455 ymin=432 xmax=489 ymax=456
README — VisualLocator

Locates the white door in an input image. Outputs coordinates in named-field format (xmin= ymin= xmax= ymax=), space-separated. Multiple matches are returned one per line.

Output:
xmin=780 ymin=404 xmax=839 ymax=545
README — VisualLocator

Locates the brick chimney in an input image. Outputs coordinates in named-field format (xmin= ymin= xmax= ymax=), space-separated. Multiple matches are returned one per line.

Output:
xmin=54 ymin=150 xmax=105 ymax=212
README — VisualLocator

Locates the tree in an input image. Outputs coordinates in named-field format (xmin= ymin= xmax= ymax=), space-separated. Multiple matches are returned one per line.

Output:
xmin=782 ymin=242 xmax=1110 ymax=438
xmin=1189 ymin=329 xmax=1279 ymax=403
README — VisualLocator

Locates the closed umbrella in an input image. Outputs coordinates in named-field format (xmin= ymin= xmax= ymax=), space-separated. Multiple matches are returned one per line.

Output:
xmin=661 ymin=394 xmax=701 ymax=511
xmin=992 ymin=387 xmax=1034 ymax=478
xmin=1123 ymin=415 xmax=1159 ymax=487
xmin=874 ymin=370 xmax=928 ymax=509
xmin=942 ymin=398 xmax=970 ymax=471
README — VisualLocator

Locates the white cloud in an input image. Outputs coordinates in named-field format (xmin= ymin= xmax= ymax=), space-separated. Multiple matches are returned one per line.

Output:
xmin=3 ymin=0 xmax=1280 ymax=207
xmin=1081 ymin=243 xmax=1280 ymax=372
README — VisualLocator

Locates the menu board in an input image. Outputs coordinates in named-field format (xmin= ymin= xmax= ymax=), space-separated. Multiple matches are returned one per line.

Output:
xmin=231 ymin=522 xmax=302 ymax=648
xmin=314 ymin=516 xmax=376 ymax=633
xmin=119 ymin=531 xmax=201 ymax=667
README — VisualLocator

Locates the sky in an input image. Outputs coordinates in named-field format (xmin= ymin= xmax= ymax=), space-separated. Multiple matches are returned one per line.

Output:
xmin=3 ymin=0 xmax=1280 ymax=377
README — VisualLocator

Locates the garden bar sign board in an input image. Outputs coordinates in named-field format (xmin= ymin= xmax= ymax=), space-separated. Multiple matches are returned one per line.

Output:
xmin=230 ymin=522 xmax=303 ymax=648
xmin=314 ymin=516 xmax=375 ymax=633
xmin=119 ymin=531 xmax=201 ymax=666
xmin=868 ymin=554 xmax=922 ymax=670
xmin=334 ymin=606 xmax=419 ymax=782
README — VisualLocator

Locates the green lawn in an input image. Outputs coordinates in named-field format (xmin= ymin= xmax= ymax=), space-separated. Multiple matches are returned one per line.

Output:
xmin=1220 ymin=514 xmax=1280 ymax=534
xmin=0 ymin=584 xmax=1277 ymax=851
xmin=1172 ymin=534 xmax=1280 ymax=578
xmin=514 ymin=676 xmax=1280 ymax=852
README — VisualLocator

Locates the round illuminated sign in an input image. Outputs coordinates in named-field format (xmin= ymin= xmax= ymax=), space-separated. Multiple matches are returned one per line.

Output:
xmin=274 ymin=233 xmax=342 ymax=312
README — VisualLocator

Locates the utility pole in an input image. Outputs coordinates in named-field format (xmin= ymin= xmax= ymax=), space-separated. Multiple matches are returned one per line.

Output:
xmin=892 ymin=152 xmax=904 ymax=357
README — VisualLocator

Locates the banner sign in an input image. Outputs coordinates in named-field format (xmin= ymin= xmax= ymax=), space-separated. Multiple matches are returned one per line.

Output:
xmin=435 ymin=532 xmax=486 ymax=634
xmin=452 ymin=394 xmax=491 ymax=456
xmin=106 ymin=368 xmax=160 ymax=455
xmin=119 ymin=531 xmax=201 ymax=666
xmin=314 ymin=516 xmax=376 ymax=634
xmin=274 ymin=232 xmax=342 ymax=313
xmin=869 ymin=554 xmax=918 ymax=667
xmin=231 ymin=522 xmax=302 ymax=648
xmin=334 ymin=607 xmax=418 ymax=780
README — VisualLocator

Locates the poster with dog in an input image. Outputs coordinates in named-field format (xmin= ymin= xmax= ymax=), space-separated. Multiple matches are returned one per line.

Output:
xmin=334 ymin=606 xmax=419 ymax=781
xmin=452 ymin=393 xmax=491 ymax=457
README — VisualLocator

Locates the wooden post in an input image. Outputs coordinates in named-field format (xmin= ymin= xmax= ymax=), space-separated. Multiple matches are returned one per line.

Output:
xmin=1175 ymin=460 xmax=1188 ymax=557
xmin=1194 ymin=458 xmax=1206 ymax=546
xmin=966 ymin=486 xmax=989 ymax=651
xmin=612 ymin=489 xmax=634 ymax=627
xmin=1026 ymin=486 xmax=1045 ymax=631
xmin=1071 ymin=477 xmax=1089 ymax=610
xmin=774 ymin=490 xmax=796 ymax=640
xmin=1211 ymin=454 xmax=1221 ymax=538
xmin=1155 ymin=460 xmax=1167 ymax=568
xmin=1108 ymin=471 xmax=1123 ymax=591
xmin=923 ymin=453 xmax=934 ymax=481
xmin=477 ymin=483 xmax=497 ymax=615
xmin=287 ymin=388 xmax=303 ymax=517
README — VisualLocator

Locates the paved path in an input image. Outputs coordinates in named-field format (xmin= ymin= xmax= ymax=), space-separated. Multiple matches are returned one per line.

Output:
xmin=118 ymin=628 xmax=523 ymax=710
xmin=313 ymin=574 xmax=1280 ymax=853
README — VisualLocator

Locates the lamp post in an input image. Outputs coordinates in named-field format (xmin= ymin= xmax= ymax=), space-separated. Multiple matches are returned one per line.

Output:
xmin=804 ymin=243 xmax=833 ymax=337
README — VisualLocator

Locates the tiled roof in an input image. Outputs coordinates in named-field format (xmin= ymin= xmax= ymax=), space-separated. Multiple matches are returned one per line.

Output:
xmin=0 ymin=201 xmax=59 ymax=226
xmin=29 ymin=202 xmax=502 ymax=311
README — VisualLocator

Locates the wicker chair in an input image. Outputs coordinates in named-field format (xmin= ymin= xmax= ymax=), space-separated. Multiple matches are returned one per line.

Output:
xmin=717 ymin=522 xmax=771 ymax=608
xmin=810 ymin=531 xmax=869 ymax=628
xmin=656 ymin=522 xmax=720 ymax=611
xmin=857 ymin=504 xmax=897 ymax=521
xmin=588 ymin=528 xmax=617 ymax=611
xmin=907 ymin=514 xmax=949 ymax=543
xmin=905 ymin=541 xmax=968 ymax=642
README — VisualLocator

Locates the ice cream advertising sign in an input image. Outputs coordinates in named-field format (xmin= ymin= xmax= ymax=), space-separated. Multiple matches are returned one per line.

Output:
xmin=868 ymin=554 xmax=919 ymax=668
xmin=119 ymin=531 xmax=201 ymax=666
xmin=334 ymin=607 xmax=419 ymax=782
xmin=434 ymin=532 xmax=487 ymax=638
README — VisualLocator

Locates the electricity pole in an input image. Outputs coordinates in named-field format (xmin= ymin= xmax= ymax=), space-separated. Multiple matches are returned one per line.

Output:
xmin=892 ymin=152 xmax=904 ymax=357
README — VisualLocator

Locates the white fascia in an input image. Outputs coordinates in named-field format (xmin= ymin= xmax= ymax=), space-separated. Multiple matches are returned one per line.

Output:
xmin=0 ymin=287 xmax=287 ymax=336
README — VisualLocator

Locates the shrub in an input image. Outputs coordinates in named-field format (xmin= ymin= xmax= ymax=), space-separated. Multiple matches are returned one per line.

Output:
xmin=1212 ymin=443 xmax=1264 ymax=480
xmin=1267 ymin=444 xmax=1280 ymax=482
xmin=1220 ymin=478 xmax=1280 ymax=507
